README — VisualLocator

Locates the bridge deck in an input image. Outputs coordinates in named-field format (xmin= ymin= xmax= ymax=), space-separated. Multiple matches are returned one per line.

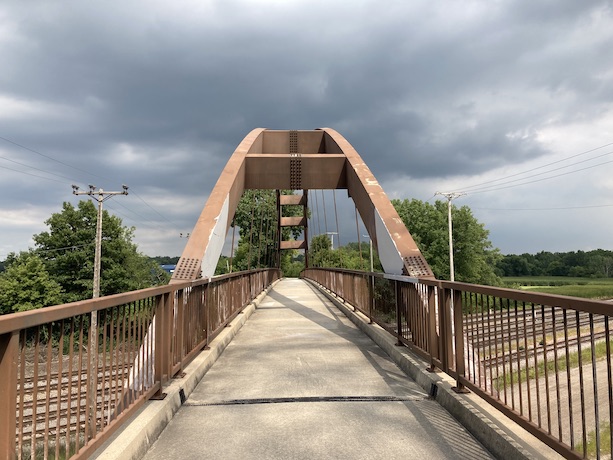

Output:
xmin=142 ymin=279 xmax=492 ymax=459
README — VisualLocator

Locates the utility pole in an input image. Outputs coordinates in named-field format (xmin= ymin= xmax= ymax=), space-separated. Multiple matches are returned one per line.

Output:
xmin=435 ymin=191 xmax=465 ymax=282
xmin=72 ymin=184 xmax=129 ymax=298
xmin=72 ymin=183 xmax=128 ymax=437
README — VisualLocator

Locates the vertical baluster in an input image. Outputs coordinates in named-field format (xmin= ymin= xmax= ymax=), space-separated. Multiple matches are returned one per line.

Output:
xmin=43 ymin=323 xmax=53 ymax=459
xmin=576 ymin=311 xmax=587 ymax=457
xmin=563 ymin=309 xmax=574 ymax=449
xmin=514 ymin=300 xmax=523 ymax=416
xmin=532 ymin=304 xmax=541 ymax=428
xmin=541 ymin=306 xmax=551 ymax=434
xmin=522 ymin=302 xmax=532 ymax=422
xmin=31 ymin=326 xmax=40 ymax=457
xmin=605 ymin=316 xmax=612 ymax=460
xmin=589 ymin=314 xmax=600 ymax=460
xmin=485 ymin=295 xmax=493 ymax=396
xmin=551 ymin=308 xmax=562 ymax=441
xmin=493 ymin=297 xmax=501 ymax=400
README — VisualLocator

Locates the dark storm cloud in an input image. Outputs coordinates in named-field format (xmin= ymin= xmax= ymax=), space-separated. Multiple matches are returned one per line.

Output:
xmin=1 ymin=0 xmax=613 ymax=257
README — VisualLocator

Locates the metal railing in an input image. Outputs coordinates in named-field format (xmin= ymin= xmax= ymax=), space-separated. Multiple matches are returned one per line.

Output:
xmin=0 ymin=268 xmax=280 ymax=460
xmin=302 ymin=268 xmax=613 ymax=460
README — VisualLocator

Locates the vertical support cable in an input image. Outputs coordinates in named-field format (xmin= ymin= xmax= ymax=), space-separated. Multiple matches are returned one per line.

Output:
xmin=257 ymin=198 xmax=265 ymax=268
xmin=333 ymin=190 xmax=343 ymax=268
xmin=314 ymin=188 xmax=322 ymax=236
xmin=229 ymin=219 xmax=236 ymax=273
xmin=248 ymin=192 xmax=256 ymax=270
xmin=354 ymin=205 xmax=363 ymax=271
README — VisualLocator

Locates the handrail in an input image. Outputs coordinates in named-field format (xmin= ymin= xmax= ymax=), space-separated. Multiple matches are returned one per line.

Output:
xmin=0 ymin=268 xmax=280 ymax=460
xmin=302 ymin=267 xmax=611 ymax=460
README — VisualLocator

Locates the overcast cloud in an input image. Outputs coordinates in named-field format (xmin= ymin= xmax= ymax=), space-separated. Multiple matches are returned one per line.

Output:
xmin=1 ymin=0 xmax=613 ymax=260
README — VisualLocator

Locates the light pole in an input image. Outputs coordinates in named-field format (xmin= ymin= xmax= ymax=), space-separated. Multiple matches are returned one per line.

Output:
xmin=72 ymin=183 xmax=128 ymax=435
xmin=435 ymin=191 xmax=465 ymax=282
xmin=326 ymin=231 xmax=338 ymax=250
xmin=363 ymin=235 xmax=374 ymax=273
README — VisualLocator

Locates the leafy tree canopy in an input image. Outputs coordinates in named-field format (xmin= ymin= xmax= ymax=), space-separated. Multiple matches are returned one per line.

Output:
xmin=392 ymin=198 xmax=501 ymax=285
xmin=230 ymin=190 xmax=304 ymax=274
xmin=496 ymin=250 xmax=613 ymax=278
xmin=33 ymin=200 xmax=169 ymax=303
xmin=0 ymin=252 xmax=63 ymax=314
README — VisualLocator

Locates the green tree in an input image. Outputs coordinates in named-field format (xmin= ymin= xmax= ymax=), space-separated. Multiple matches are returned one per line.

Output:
xmin=33 ymin=201 xmax=168 ymax=303
xmin=392 ymin=198 xmax=500 ymax=285
xmin=0 ymin=252 xmax=63 ymax=314
xmin=309 ymin=236 xmax=383 ymax=271
xmin=231 ymin=190 xmax=304 ymax=274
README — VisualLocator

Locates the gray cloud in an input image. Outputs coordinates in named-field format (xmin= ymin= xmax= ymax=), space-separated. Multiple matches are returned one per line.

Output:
xmin=1 ymin=0 xmax=613 ymax=258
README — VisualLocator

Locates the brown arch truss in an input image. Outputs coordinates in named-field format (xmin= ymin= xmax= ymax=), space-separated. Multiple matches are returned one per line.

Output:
xmin=171 ymin=128 xmax=434 ymax=282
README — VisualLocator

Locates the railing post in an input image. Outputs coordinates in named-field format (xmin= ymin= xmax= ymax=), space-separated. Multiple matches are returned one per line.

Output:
xmin=368 ymin=273 xmax=374 ymax=324
xmin=452 ymin=289 xmax=469 ymax=393
xmin=439 ymin=285 xmax=453 ymax=374
xmin=395 ymin=280 xmax=403 ymax=346
xmin=0 ymin=331 xmax=18 ymax=460
xmin=426 ymin=284 xmax=439 ymax=372
xmin=176 ymin=289 xmax=185 ymax=373
xmin=153 ymin=293 xmax=171 ymax=399
xmin=204 ymin=283 xmax=211 ymax=349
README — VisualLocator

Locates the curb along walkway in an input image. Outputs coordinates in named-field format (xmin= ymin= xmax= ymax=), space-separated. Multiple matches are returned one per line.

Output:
xmin=141 ymin=279 xmax=493 ymax=460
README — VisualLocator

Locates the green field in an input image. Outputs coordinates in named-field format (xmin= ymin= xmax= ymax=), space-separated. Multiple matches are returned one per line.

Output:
xmin=502 ymin=276 xmax=613 ymax=299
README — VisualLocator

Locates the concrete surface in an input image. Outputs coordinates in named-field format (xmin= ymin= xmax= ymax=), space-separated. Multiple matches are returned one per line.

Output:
xmin=95 ymin=278 xmax=566 ymax=460
xmin=141 ymin=279 xmax=494 ymax=460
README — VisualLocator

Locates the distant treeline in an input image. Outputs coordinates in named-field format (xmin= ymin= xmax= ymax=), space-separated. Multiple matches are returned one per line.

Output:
xmin=150 ymin=256 xmax=180 ymax=266
xmin=496 ymin=250 xmax=613 ymax=278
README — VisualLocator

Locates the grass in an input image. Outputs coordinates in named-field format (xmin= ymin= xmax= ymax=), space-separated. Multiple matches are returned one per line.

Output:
xmin=577 ymin=421 xmax=611 ymax=459
xmin=502 ymin=277 xmax=613 ymax=299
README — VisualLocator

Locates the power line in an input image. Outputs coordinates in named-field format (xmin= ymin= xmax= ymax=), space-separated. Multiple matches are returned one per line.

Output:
xmin=0 ymin=155 xmax=80 ymax=183
xmin=0 ymin=135 xmax=111 ymax=182
xmin=0 ymin=164 xmax=66 ymax=184
xmin=1 ymin=134 xmax=179 ymax=232
xmin=473 ymin=203 xmax=613 ymax=211
xmin=453 ymin=141 xmax=613 ymax=193
xmin=464 ymin=157 xmax=613 ymax=195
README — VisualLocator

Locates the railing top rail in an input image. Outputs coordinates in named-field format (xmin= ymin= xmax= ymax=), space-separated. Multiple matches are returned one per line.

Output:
xmin=303 ymin=267 xmax=613 ymax=316
xmin=441 ymin=280 xmax=613 ymax=315
xmin=0 ymin=268 xmax=278 ymax=334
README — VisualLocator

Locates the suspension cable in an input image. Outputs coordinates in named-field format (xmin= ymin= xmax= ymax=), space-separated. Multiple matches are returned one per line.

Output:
xmin=256 ymin=194 xmax=265 ymax=268
xmin=229 ymin=218 xmax=236 ymax=273
xmin=247 ymin=192 xmax=256 ymax=270
xmin=354 ymin=205 xmax=363 ymax=271
xmin=314 ymin=189 xmax=322 ymax=236
xmin=321 ymin=190 xmax=328 ymax=235
xmin=333 ymin=189 xmax=343 ymax=268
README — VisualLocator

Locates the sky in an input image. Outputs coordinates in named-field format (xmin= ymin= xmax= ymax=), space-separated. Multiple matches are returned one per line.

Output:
xmin=1 ymin=0 xmax=613 ymax=261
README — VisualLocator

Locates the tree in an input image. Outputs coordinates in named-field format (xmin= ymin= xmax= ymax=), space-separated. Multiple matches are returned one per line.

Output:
xmin=231 ymin=190 xmax=304 ymax=274
xmin=308 ymin=236 xmax=383 ymax=272
xmin=0 ymin=252 xmax=63 ymax=314
xmin=33 ymin=201 xmax=168 ymax=303
xmin=392 ymin=198 xmax=501 ymax=285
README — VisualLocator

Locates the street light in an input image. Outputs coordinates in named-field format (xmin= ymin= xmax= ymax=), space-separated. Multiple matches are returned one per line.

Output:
xmin=363 ymin=235 xmax=374 ymax=273
xmin=326 ymin=231 xmax=338 ymax=250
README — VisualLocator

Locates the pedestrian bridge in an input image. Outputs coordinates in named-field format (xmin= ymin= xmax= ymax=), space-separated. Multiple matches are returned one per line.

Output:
xmin=0 ymin=129 xmax=611 ymax=460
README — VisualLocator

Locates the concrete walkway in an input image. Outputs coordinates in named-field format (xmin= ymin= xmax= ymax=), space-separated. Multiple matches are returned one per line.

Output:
xmin=142 ymin=279 xmax=493 ymax=460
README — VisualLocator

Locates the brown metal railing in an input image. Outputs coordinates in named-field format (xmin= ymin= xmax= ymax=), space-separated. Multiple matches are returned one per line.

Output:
xmin=302 ymin=268 xmax=613 ymax=460
xmin=0 ymin=268 xmax=280 ymax=460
